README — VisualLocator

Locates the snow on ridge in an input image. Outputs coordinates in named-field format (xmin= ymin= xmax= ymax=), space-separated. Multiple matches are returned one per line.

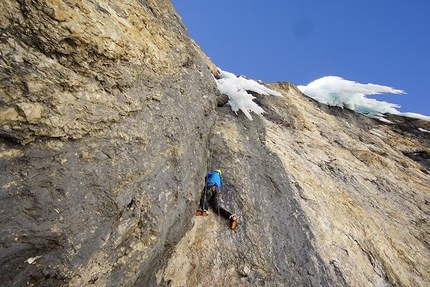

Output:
xmin=216 ymin=68 xmax=282 ymax=121
xmin=298 ymin=76 xmax=430 ymax=122
xmin=214 ymin=71 xmax=430 ymax=122
xmin=297 ymin=76 xmax=404 ymax=117
xmin=398 ymin=112 xmax=430 ymax=122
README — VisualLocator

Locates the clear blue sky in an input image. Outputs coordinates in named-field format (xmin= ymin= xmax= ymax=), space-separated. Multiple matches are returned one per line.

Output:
xmin=170 ymin=1 xmax=430 ymax=116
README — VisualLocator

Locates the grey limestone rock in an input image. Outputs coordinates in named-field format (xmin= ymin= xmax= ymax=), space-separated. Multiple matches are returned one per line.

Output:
xmin=1 ymin=1 xmax=429 ymax=287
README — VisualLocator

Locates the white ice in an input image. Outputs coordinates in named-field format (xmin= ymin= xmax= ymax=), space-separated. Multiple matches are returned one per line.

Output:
xmin=215 ymin=71 xmax=430 ymax=122
xmin=216 ymin=69 xmax=282 ymax=120
xmin=298 ymin=76 xmax=430 ymax=122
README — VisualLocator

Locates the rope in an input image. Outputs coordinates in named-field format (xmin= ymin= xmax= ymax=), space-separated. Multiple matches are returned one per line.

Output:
xmin=195 ymin=183 xmax=207 ymax=286
xmin=217 ymin=193 xmax=227 ymax=287
xmin=196 ymin=147 xmax=213 ymax=287
xmin=196 ymin=117 xmax=227 ymax=287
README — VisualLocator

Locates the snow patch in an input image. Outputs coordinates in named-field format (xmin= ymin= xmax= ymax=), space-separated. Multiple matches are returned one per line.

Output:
xmin=376 ymin=117 xmax=394 ymax=124
xmin=369 ymin=129 xmax=384 ymax=138
xmin=398 ymin=112 xmax=430 ymax=122
xmin=25 ymin=256 xmax=42 ymax=264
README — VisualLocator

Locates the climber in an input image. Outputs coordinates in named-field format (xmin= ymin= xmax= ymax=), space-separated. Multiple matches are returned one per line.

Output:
xmin=196 ymin=169 xmax=237 ymax=230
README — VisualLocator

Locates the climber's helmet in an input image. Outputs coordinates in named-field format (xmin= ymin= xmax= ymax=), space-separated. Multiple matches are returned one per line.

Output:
xmin=214 ymin=169 xmax=222 ymax=177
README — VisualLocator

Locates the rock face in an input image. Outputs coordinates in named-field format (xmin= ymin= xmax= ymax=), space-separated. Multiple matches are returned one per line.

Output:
xmin=1 ymin=1 xmax=429 ymax=287
xmin=1 ymin=0 xmax=218 ymax=286
xmin=155 ymin=85 xmax=430 ymax=287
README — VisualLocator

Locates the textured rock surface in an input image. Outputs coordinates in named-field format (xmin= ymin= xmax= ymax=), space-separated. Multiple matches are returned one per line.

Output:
xmin=1 ymin=1 xmax=430 ymax=287
xmin=155 ymin=84 xmax=430 ymax=286
xmin=1 ymin=0 xmax=219 ymax=286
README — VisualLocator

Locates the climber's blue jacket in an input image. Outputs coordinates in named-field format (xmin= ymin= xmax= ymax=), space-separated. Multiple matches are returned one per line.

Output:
xmin=206 ymin=172 xmax=221 ymax=188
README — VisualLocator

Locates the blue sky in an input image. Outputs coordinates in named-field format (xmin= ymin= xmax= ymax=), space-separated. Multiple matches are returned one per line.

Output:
xmin=170 ymin=1 xmax=430 ymax=116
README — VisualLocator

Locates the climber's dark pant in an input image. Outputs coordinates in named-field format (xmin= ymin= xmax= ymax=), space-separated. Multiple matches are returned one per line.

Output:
xmin=200 ymin=186 xmax=232 ymax=219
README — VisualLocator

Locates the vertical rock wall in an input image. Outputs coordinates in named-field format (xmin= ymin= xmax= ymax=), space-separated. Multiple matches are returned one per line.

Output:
xmin=156 ymin=83 xmax=430 ymax=286
xmin=0 ymin=0 xmax=219 ymax=286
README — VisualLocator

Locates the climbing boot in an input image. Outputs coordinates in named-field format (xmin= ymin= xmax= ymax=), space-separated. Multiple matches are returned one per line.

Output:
xmin=196 ymin=210 xmax=209 ymax=217
xmin=229 ymin=214 xmax=237 ymax=230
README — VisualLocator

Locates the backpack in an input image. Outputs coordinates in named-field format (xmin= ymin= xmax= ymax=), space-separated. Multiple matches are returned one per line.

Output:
xmin=206 ymin=172 xmax=221 ymax=189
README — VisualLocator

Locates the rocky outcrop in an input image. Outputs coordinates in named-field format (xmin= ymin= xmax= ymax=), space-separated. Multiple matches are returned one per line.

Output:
xmin=1 ymin=1 xmax=429 ymax=287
